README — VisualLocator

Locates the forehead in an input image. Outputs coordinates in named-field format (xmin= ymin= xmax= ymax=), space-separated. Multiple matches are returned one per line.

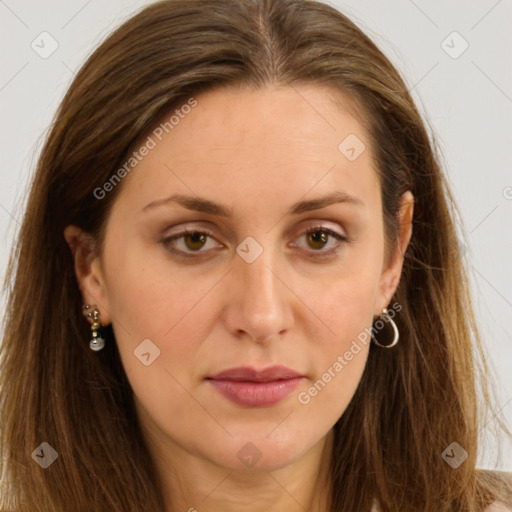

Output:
xmin=113 ymin=84 xmax=379 ymax=217
xmin=164 ymin=84 xmax=368 ymax=155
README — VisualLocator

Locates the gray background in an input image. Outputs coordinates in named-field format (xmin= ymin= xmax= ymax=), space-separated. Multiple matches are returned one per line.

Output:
xmin=1 ymin=0 xmax=511 ymax=470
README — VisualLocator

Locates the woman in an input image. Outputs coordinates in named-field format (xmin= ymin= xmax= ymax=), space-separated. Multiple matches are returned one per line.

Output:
xmin=1 ymin=0 xmax=511 ymax=510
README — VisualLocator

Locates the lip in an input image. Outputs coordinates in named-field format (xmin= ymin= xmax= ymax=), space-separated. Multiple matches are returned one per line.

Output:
xmin=206 ymin=365 xmax=305 ymax=407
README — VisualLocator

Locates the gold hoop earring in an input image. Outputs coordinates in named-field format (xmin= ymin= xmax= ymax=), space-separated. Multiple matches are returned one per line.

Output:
xmin=82 ymin=304 xmax=105 ymax=351
xmin=371 ymin=308 xmax=399 ymax=348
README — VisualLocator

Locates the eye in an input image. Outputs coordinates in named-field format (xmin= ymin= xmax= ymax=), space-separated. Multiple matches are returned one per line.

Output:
xmin=162 ymin=228 xmax=221 ymax=257
xmin=292 ymin=226 xmax=349 ymax=257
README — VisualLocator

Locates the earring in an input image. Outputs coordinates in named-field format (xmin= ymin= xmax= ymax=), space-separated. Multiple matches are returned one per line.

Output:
xmin=371 ymin=307 xmax=399 ymax=348
xmin=82 ymin=304 xmax=105 ymax=351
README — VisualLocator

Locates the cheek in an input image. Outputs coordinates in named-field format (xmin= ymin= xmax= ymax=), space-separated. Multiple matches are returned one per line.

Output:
xmin=310 ymin=262 xmax=379 ymax=346
xmin=299 ymin=345 xmax=370 ymax=426
xmin=295 ymin=284 xmax=373 ymax=427
xmin=296 ymin=262 xmax=378 ymax=414
xmin=104 ymin=260 xmax=218 ymax=429
xmin=103 ymin=235 xmax=219 ymax=337
xmin=101 ymin=239 xmax=222 ymax=388
xmin=307 ymin=299 xmax=372 ymax=415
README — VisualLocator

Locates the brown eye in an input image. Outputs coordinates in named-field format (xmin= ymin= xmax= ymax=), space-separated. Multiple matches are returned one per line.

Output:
xmin=182 ymin=232 xmax=208 ymax=251
xmin=162 ymin=229 xmax=221 ymax=257
xmin=293 ymin=226 xmax=349 ymax=258
xmin=306 ymin=230 xmax=330 ymax=250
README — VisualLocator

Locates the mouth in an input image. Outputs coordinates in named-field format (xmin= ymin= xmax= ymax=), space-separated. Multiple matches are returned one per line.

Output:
xmin=205 ymin=365 xmax=305 ymax=407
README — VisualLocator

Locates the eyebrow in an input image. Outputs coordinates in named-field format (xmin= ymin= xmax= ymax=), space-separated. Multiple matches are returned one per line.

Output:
xmin=141 ymin=190 xmax=365 ymax=216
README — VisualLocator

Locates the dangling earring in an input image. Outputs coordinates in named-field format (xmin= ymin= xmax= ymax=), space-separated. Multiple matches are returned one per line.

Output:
xmin=82 ymin=304 xmax=105 ymax=351
xmin=371 ymin=307 xmax=399 ymax=348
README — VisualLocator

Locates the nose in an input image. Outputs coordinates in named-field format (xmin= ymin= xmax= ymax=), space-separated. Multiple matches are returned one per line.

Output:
xmin=221 ymin=240 xmax=294 ymax=344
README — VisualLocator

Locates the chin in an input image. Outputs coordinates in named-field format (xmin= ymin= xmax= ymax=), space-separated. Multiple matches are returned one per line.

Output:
xmin=208 ymin=431 xmax=319 ymax=473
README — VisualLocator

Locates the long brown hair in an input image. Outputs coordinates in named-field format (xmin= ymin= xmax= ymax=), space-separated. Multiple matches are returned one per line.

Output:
xmin=1 ymin=0 xmax=511 ymax=510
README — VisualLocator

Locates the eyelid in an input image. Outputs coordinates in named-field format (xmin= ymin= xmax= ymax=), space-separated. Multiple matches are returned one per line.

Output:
xmin=292 ymin=223 xmax=347 ymax=241
xmin=165 ymin=226 xmax=215 ymax=239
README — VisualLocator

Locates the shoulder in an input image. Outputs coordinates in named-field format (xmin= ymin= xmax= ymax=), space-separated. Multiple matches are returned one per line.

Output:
xmin=485 ymin=503 xmax=512 ymax=512
xmin=370 ymin=471 xmax=512 ymax=512
xmin=479 ymin=469 xmax=512 ymax=511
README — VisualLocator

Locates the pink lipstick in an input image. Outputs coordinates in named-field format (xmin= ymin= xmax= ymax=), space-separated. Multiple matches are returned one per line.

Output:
xmin=206 ymin=365 xmax=304 ymax=407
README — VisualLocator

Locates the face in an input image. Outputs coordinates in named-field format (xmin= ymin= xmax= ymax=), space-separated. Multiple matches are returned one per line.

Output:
xmin=66 ymin=84 xmax=413 ymax=473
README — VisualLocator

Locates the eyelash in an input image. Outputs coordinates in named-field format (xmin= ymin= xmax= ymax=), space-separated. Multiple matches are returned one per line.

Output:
xmin=161 ymin=225 xmax=350 ymax=260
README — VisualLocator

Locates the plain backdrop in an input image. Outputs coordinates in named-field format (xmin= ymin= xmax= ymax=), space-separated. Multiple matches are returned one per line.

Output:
xmin=1 ymin=0 xmax=511 ymax=471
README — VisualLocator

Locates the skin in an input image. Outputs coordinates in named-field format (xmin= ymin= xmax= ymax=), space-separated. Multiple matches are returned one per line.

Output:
xmin=64 ymin=84 xmax=414 ymax=511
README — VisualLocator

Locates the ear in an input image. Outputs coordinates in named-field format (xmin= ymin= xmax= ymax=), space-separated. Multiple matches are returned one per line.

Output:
xmin=374 ymin=190 xmax=414 ymax=315
xmin=63 ymin=225 xmax=112 ymax=326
